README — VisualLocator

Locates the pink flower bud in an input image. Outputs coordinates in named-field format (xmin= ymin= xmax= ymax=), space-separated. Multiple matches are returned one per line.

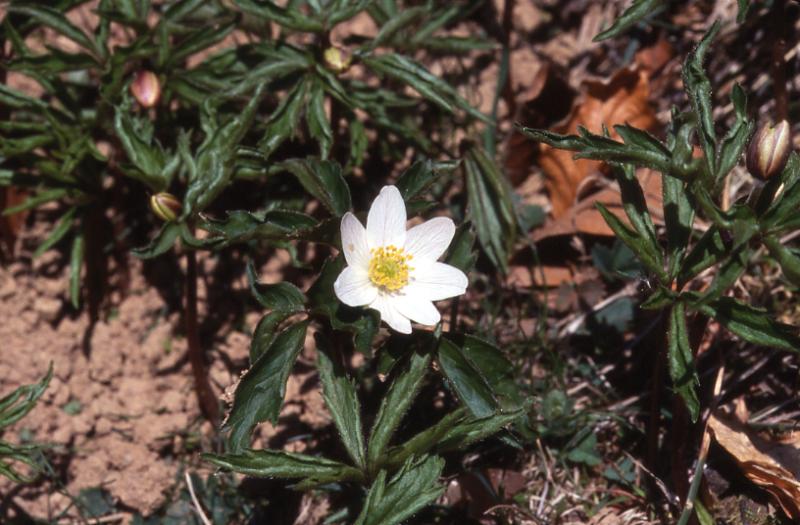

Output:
xmin=747 ymin=120 xmax=792 ymax=180
xmin=130 ymin=70 xmax=161 ymax=109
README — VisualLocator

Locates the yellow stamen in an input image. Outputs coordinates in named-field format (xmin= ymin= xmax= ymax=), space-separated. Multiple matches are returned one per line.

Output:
xmin=368 ymin=245 xmax=412 ymax=291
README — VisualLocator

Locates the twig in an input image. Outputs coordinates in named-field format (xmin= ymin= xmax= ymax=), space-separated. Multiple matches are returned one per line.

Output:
xmin=185 ymin=471 xmax=212 ymax=525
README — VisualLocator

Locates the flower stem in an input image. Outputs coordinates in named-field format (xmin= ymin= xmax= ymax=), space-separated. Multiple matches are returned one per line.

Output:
xmin=185 ymin=244 xmax=221 ymax=425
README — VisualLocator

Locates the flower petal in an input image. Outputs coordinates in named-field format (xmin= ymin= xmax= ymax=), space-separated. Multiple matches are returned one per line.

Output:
xmin=340 ymin=212 xmax=369 ymax=268
xmin=394 ymin=294 xmax=441 ymax=326
xmin=406 ymin=262 xmax=468 ymax=301
xmin=404 ymin=216 xmax=455 ymax=262
xmin=366 ymin=186 xmax=406 ymax=248
xmin=334 ymin=266 xmax=377 ymax=307
xmin=369 ymin=294 xmax=412 ymax=334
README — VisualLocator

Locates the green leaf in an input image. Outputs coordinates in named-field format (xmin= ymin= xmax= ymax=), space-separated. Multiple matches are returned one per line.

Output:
xmin=0 ymin=364 xmax=52 ymax=429
xmin=354 ymin=455 xmax=445 ymax=525
xmin=131 ymin=222 xmax=180 ymax=259
xmin=235 ymin=0 xmax=325 ymax=32
xmin=69 ymin=233 xmax=84 ymax=309
xmin=694 ymin=296 xmax=800 ymax=352
xmin=276 ymin=158 xmax=352 ymax=216
xmin=225 ymin=320 xmax=309 ymax=452
xmin=395 ymin=159 xmax=448 ymax=201
xmin=667 ymin=303 xmax=700 ymax=422
xmin=33 ymin=207 xmax=77 ymax=259
xmin=200 ymin=209 xmax=318 ymax=246
xmin=246 ymin=261 xmax=306 ymax=311
xmin=257 ymin=77 xmax=310 ymax=158
xmin=715 ymin=84 xmax=753 ymax=181
xmin=444 ymin=223 xmax=477 ymax=273
xmin=677 ymin=225 xmax=726 ymax=286
xmin=663 ymin=170 xmax=695 ymax=280
xmin=596 ymin=202 xmax=665 ymax=281
xmin=362 ymin=53 xmax=490 ymax=123
xmin=184 ymin=84 xmax=267 ymax=215
xmin=367 ymin=6 xmax=426 ymax=49
xmin=692 ymin=244 xmax=749 ymax=304
xmin=203 ymin=449 xmax=361 ymax=483
xmin=464 ymin=144 xmax=517 ymax=273
xmin=762 ymin=153 xmax=800 ymax=232
xmin=249 ymin=310 xmax=295 ymax=363
xmin=458 ymin=335 xmax=524 ymax=411
xmin=114 ymin=105 xmax=168 ymax=191
xmin=764 ymin=235 xmax=800 ymax=288
xmin=682 ymin=22 xmax=720 ymax=177
xmin=613 ymin=163 xmax=661 ymax=267
xmin=367 ymin=349 xmax=431 ymax=472
xmin=316 ymin=334 xmax=366 ymax=470
xmin=306 ymin=80 xmax=334 ymax=159
xmin=308 ymin=256 xmax=380 ymax=354
xmin=437 ymin=338 xmax=496 ymax=418
xmin=520 ymin=126 xmax=674 ymax=175
xmin=2 ymin=188 xmax=68 ymax=215
xmin=0 ymin=84 xmax=49 ymax=110
xmin=8 ymin=5 xmax=103 ymax=59
xmin=594 ymin=0 xmax=663 ymax=41
xmin=736 ymin=0 xmax=751 ymax=23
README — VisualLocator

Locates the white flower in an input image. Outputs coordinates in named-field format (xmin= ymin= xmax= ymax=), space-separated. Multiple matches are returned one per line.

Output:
xmin=333 ymin=185 xmax=468 ymax=334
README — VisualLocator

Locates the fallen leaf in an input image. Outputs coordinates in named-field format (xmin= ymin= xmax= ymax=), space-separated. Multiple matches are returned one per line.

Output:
xmin=708 ymin=411 xmax=800 ymax=520
xmin=532 ymin=168 xmax=663 ymax=240
xmin=539 ymin=67 xmax=657 ymax=218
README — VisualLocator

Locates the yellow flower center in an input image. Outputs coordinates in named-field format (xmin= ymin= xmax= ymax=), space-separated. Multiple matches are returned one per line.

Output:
xmin=368 ymin=245 xmax=412 ymax=291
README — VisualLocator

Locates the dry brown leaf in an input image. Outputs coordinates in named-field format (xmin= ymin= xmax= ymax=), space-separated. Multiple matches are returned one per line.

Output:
xmin=539 ymin=68 xmax=657 ymax=218
xmin=708 ymin=412 xmax=800 ymax=520
xmin=532 ymin=168 xmax=663 ymax=240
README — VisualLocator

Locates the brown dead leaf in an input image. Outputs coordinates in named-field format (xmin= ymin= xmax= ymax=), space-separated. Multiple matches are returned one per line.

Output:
xmin=709 ymin=411 xmax=800 ymax=520
xmin=532 ymin=168 xmax=663 ymax=240
xmin=540 ymin=68 xmax=657 ymax=218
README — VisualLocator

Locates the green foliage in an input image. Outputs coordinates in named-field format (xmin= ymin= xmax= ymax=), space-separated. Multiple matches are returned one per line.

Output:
xmin=0 ymin=365 xmax=52 ymax=483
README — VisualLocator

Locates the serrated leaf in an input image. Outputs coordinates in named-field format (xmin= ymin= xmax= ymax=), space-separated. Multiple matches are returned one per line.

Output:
xmin=114 ymin=105 xmax=168 ymax=191
xmin=367 ymin=349 xmax=431 ymax=472
xmin=596 ymin=202 xmax=665 ymax=281
xmin=694 ymin=296 xmax=800 ymax=352
xmin=246 ymin=260 xmax=306 ymax=312
xmin=715 ymin=83 xmax=753 ymax=182
xmin=613 ymin=163 xmax=661 ymax=264
xmin=306 ymin=81 xmax=333 ymax=159
xmin=203 ymin=449 xmax=360 ymax=482
xmin=354 ymin=455 xmax=445 ymax=525
xmin=257 ymin=76 xmax=310 ymax=158
xmin=277 ymin=158 xmax=352 ymax=216
xmin=594 ymin=0 xmax=663 ymax=41
xmin=316 ymin=334 xmax=366 ymax=470
xmin=437 ymin=338 xmax=496 ymax=418
xmin=131 ymin=221 xmax=180 ymax=259
xmin=225 ymin=320 xmax=309 ymax=452
xmin=682 ymin=22 xmax=720 ymax=177
xmin=663 ymin=171 xmax=695 ymax=280
xmin=667 ymin=303 xmax=700 ymax=422
xmin=200 ymin=209 xmax=318 ymax=246
xmin=464 ymin=144 xmax=517 ymax=273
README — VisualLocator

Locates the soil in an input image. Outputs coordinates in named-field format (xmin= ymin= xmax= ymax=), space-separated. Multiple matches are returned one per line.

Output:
xmin=0 ymin=217 xmax=330 ymax=523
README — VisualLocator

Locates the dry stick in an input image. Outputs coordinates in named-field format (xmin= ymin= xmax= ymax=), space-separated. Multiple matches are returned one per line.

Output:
xmin=185 ymin=471 xmax=213 ymax=525
xmin=185 ymin=239 xmax=221 ymax=425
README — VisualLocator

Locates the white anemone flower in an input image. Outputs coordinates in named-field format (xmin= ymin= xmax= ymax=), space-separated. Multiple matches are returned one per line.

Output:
xmin=333 ymin=185 xmax=468 ymax=334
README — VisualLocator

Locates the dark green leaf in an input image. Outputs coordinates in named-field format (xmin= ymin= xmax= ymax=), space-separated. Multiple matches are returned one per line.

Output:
xmin=367 ymin=6 xmax=426 ymax=49
xmin=203 ymin=449 xmax=360 ymax=482
xmin=737 ymin=0 xmax=751 ymax=23
xmin=131 ymin=222 xmax=180 ymax=259
xmin=0 ymin=364 xmax=52 ymax=429
xmin=458 ymin=335 xmax=524 ymax=411
xmin=2 ymin=189 xmax=68 ymax=215
xmin=395 ymin=159 xmax=447 ymax=201
xmin=257 ymin=76 xmax=310 ymax=158
xmin=367 ymin=349 xmax=431 ymax=471
xmin=667 ymin=303 xmax=700 ymax=422
xmin=677 ymin=226 xmax=725 ymax=286
xmin=277 ymin=158 xmax=352 ymax=216
xmin=306 ymin=81 xmax=334 ymax=159
xmin=715 ymin=84 xmax=753 ymax=181
xmin=316 ymin=334 xmax=366 ymax=470
xmin=8 ymin=5 xmax=103 ymax=58
xmin=249 ymin=310 xmax=296 ymax=363
xmin=225 ymin=321 xmax=309 ymax=452
xmin=594 ymin=0 xmax=663 ymax=41
xmin=764 ymin=235 xmax=800 ymax=287
xmin=33 ymin=207 xmax=77 ymax=259
xmin=437 ymin=338 xmax=496 ymax=418
xmin=246 ymin=261 xmax=306 ymax=311
xmin=596 ymin=202 xmax=665 ymax=281
xmin=114 ymin=105 xmax=168 ymax=191
xmin=201 ymin=209 xmax=318 ymax=246
xmin=464 ymin=144 xmax=517 ymax=273
xmin=444 ymin=223 xmax=477 ymax=273
xmin=69 ymin=233 xmax=84 ymax=309
xmin=354 ymin=455 xmax=445 ymax=525
xmin=235 ymin=0 xmax=325 ymax=32
xmin=613 ymin=163 xmax=660 ymax=264
xmin=663 ymin=171 xmax=695 ymax=280
xmin=682 ymin=22 xmax=720 ymax=176
xmin=694 ymin=296 xmax=800 ymax=352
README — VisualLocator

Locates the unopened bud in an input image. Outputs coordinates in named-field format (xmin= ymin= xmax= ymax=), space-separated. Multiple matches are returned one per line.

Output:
xmin=323 ymin=47 xmax=351 ymax=74
xmin=747 ymin=120 xmax=792 ymax=180
xmin=130 ymin=70 xmax=161 ymax=108
xmin=150 ymin=192 xmax=181 ymax=222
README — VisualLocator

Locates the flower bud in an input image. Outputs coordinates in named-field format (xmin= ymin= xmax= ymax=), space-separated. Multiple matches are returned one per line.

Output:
xmin=746 ymin=120 xmax=792 ymax=180
xmin=130 ymin=70 xmax=161 ymax=108
xmin=150 ymin=192 xmax=181 ymax=222
xmin=323 ymin=47 xmax=351 ymax=74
